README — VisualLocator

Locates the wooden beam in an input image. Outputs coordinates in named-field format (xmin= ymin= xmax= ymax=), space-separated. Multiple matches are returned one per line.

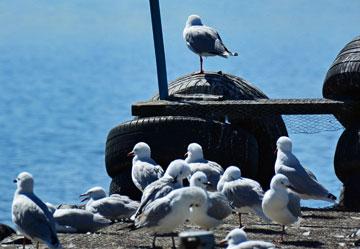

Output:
xmin=132 ymin=98 xmax=360 ymax=118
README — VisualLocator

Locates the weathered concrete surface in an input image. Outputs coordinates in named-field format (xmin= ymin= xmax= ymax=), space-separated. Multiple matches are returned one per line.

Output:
xmin=2 ymin=208 xmax=360 ymax=249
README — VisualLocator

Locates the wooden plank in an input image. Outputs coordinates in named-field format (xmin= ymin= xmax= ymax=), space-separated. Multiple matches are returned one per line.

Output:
xmin=132 ymin=98 xmax=360 ymax=118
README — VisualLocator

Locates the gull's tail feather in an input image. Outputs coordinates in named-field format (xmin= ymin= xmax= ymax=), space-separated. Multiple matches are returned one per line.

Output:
xmin=326 ymin=193 xmax=337 ymax=203
xmin=222 ymin=51 xmax=238 ymax=57
xmin=252 ymin=205 xmax=271 ymax=223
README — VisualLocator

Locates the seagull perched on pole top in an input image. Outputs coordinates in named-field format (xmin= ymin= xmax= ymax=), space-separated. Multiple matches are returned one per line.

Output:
xmin=183 ymin=14 xmax=238 ymax=74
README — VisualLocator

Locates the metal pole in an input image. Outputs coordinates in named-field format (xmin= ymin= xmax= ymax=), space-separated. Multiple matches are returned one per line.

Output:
xmin=149 ymin=0 xmax=168 ymax=100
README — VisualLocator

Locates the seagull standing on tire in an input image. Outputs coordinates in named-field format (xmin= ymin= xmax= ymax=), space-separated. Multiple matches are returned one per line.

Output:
xmin=12 ymin=172 xmax=62 ymax=249
xmin=128 ymin=142 xmax=164 ymax=192
xmin=275 ymin=136 xmax=337 ymax=203
xmin=183 ymin=14 xmax=238 ymax=74
xmin=185 ymin=143 xmax=224 ymax=190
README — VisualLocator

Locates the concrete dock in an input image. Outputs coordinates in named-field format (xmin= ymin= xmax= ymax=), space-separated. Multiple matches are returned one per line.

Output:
xmin=50 ymin=208 xmax=360 ymax=248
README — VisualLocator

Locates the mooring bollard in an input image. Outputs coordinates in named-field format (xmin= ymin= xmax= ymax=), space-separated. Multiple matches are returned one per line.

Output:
xmin=179 ymin=230 xmax=215 ymax=249
xmin=323 ymin=35 xmax=360 ymax=210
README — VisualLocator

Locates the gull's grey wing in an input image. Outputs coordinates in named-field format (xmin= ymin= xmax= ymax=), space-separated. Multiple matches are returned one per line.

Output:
xmin=89 ymin=197 xmax=139 ymax=219
xmin=134 ymin=197 xmax=172 ymax=229
xmin=277 ymin=164 xmax=329 ymax=197
xmin=287 ymin=191 xmax=301 ymax=218
xmin=13 ymin=194 xmax=59 ymax=245
xmin=53 ymin=209 xmax=110 ymax=233
xmin=185 ymin=26 xmax=228 ymax=56
xmin=190 ymin=161 xmax=223 ymax=189
xmin=132 ymin=161 xmax=163 ymax=190
xmin=134 ymin=176 xmax=175 ymax=218
xmin=207 ymin=192 xmax=232 ymax=220
xmin=303 ymin=166 xmax=317 ymax=181
xmin=222 ymin=180 xmax=263 ymax=209
xmin=235 ymin=240 xmax=275 ymax=249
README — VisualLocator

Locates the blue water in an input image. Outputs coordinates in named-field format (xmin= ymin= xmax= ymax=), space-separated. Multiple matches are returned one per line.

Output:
xmin=1 ymin=1 xmax=359 ymax=226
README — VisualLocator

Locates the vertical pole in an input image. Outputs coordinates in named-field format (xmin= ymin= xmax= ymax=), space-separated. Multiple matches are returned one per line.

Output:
xmin=149 ymin=0 xmax=168 ymax=100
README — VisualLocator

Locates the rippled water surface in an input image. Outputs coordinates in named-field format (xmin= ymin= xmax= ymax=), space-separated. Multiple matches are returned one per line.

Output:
xmin=1 ymin=1 xmax=359 ymax=226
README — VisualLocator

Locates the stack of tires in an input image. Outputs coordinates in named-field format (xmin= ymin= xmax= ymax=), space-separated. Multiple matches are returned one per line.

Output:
xmin=106 ymin=72 xmax=287 ymax=200
xmin=323 ymin=36 xmax=360 ymax=210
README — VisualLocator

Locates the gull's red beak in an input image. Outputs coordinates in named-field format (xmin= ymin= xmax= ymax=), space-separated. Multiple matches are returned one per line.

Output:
xmin=218 ymin=239 xmax=228 ymax=246
xmin=127 ymin=151 xmax=135 ymax=157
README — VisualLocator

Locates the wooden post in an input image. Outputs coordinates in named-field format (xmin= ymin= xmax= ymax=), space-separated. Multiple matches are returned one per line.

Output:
xmin=149 ymin=0 xmax=168 ymax=100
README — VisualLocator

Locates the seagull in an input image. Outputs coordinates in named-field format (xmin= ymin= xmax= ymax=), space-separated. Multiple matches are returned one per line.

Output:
xmin=134 ymin=186 xmax=207 ymax=248
xmin=80 ymin=186 xmax=139 ymax=221
xmin=189 ymin=171 xmax=232 ymax=229
xmin=52 ymin=208 xmax=111 ymax=233
xmin=275 ymin=136 xmax=337 ymax=203
xmin=132 ymin=159 xmax=191 ymax=220
xmin=219 ymin=166 xmax=269 ymax=227
xmin=183 ymin=14 xmax=238 ymax=73
xmin=262 ymin=174 xmax=301 ymax=242
xmin=128 ymin=142 xmax=164 ymax=192
xmin=219 ymin=228 xmax=275 ymax=249
xmin=185 ymin=143 xmax=224 ymax=190
xmin=12 ymin=172 xmax=62 ymax=249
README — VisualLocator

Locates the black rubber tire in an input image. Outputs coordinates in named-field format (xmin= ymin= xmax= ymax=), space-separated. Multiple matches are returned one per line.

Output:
xmin=106 ymin=116 xmax=258 ymax=199
xmin=323 ymin=36 xmax=360 ymax=101
xmin=152 ymin=72 xmax=288 ymax=188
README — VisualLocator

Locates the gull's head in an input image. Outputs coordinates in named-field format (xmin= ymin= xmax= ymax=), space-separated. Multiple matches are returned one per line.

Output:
xmin=276 ymin=136 xmax=292 ymax=152
xmin=186 ymin=14 xmax=203 ymax=27
xmin=270 ymin=174 xmax=293 ymax=191
xmin=189 ymin=171 xmax=211 ymax=189
xmin=220 ymin=228 xmax=247 ymax=247
xmin=185 ymin=187 xmax=207 ymax=210
xmin=185 ymin=143 xmax=204 ymax=162
xmin=14 ymin=172 xmax=34 ymax=193
xmin=80 ymin=186 xmax=107 ymax=202
xmin=165 ymin=159 xmax=191 ymax=182
xmin=223 ymin=166 xmax=242 ymax=181
xmin=128 ymin=142 xmax=151 ymax=159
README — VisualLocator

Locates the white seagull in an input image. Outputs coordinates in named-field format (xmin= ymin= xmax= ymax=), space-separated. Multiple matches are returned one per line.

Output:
xmin=12 ymin=172 xmax=62 ymax=249
xmin=189 ymin=171 xmax=232 ymax=229
xmin=275 ymin=136 xmax=337 ymax=203
xmin=183 ymin=14 xmax=238 ymax=73
xmin=80 ymin=186 xmax=139 ymax=221
xmin=262 ymin=174 xmax=301 ymax=242
xmin=220 ymin=228 xmax=275 ymax=249
xmin=185 ymin=143 xmax=224 ymax=190
xmin=219 ymin=166 xmax=269 ymax=227
xmin=128 ymin=142 xmax=164 ymax=192
xmin=134 ymin=186 xmax=207 ymax=248
xmin=132 ymin=159 xmax=191 ymax=220
xmin=52 ymin=208 xmax=111 ymax=233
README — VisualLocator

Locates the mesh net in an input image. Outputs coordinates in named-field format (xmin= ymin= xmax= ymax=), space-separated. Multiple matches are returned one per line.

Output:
xmin=282 ymin=114 xmax=344 ymax=134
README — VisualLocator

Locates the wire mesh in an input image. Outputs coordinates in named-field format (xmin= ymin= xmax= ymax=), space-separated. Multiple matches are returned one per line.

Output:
xmin=282 ymin=114 xmax=344 ymax=134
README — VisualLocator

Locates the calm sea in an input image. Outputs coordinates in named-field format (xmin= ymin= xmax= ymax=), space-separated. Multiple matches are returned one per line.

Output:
xmin=1 ymin=1 xmax=359 ymax=226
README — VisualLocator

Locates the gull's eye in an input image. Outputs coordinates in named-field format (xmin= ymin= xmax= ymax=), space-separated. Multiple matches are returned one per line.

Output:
xmin=189 ymin=204 xmax=193 ymax=207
